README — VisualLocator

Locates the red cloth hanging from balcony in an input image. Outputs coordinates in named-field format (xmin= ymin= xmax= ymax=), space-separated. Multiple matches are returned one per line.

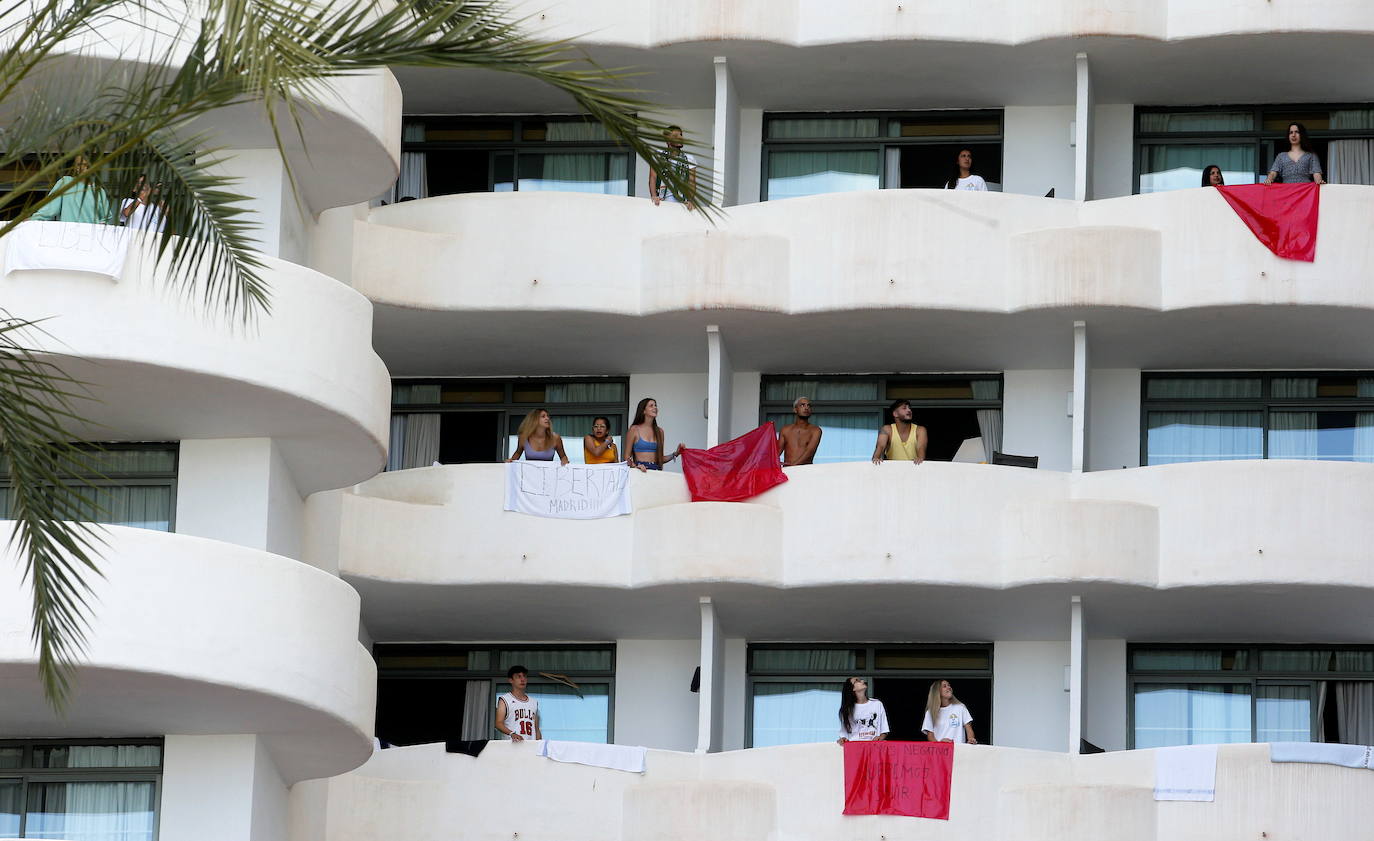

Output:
xmin=679 ymin=422 xmax=788 ymax=502
xmin=1215 ymin=182 xmax=1320 ymax=262
xmin=843 ymin=741 xmax=954 ymax=820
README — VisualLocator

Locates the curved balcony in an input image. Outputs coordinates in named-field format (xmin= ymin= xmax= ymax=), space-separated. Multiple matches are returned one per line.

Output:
xmin=306 ymin=741 xmax=1372 ymax=841
xmin=0 ymin=526 xmax=375 ymax=784
xmin=28 ymin=18 xmax=400 ymax=210
xmin=317 ymin=460 xmax=1374 ymax=641
xmin=358 ymin=188 xmax=1374 ymax=373
xmin=1 ymin=228 xmax=390 ymax=493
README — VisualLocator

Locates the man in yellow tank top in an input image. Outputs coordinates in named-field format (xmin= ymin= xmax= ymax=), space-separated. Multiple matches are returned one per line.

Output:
xmin=870 ymin=399 xmax=927 ymax=466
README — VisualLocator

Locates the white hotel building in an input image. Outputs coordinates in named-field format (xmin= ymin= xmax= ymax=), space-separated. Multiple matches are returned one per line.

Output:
xmin=5 ymin=3 xmax=1374 ymax=839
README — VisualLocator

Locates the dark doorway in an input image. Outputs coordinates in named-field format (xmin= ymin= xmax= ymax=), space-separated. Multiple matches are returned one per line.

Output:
xmin=910 ymin=407 xmax=986 ymax=462
xmin=376 ymin=678 xmax=469 ymax=746
xmin=439 ymin=411 xmax=502 ymax=463
xmin=899 ymin=143 xmax=1002 ymax=189
xmin=875 ymin=677 xmax=993 ymax=743
xmin=426 ymin=150 xmax=492 ymax=196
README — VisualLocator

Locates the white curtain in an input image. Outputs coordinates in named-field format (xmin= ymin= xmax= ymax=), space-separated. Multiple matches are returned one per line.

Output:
xmin=884 ymin=147 xmax=901 ymax=189
xmin=767 ymin=150 xmax=880 ymax=200
xmin=1268 ymin=412 xmax=1319 ymax=460
xmin=522 ymin=152 xmax=628 ymax=195
xmin=461 ymin=679 xmax=493 ymax=740
xmin=1329 ymin=109 xmax=1374 ymax=185
xmin=1146 ymin=411 xmax=1263 ymax=464
xmin=390 ymin=122 xmax=428 ymax=202
xmin=67 ymin=745 xmax=161 ymax=767
xmin=751 ymin=649 xmax=858 ymax=671
xmin=752 ymin=682 xmax=845 ymax=747
xmin=400 ymin=414 xmax=441 ymax=469
xmin=1355 ymin=413 xmax=1374 ymax=463
xmin=24 ymin=781 xmax=156 ymax=841
xmin=1147 ymin=377 xmax=1261 ymax=399
xmin=768 ymin=118 xmax=879 ymax=139
xmin=1256 ymin=685 xmax=1312 ymax=742
xmin=971 ymin=380 xmax=1002 ymax=453
xmin=763 ymin=379 xmax=880 ymax=401
xmin=0 ymin=780 xmax=18 ymax=837
xmin=1334 ymin=682 xmax=1374 ymax=745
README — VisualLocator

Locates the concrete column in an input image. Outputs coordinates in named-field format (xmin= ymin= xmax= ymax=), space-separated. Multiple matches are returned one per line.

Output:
xmin=706 ymin=325 xmax=733 ymax=447
xmin=1073 ymin=53 xmax=1093 ymax=202
xmin=176 ymin=438 xmax=305 ymax=559
xmin=1071 ymin=321 xmax=1089 ymax=474
xmin=161 ymin=735 xmax=289 ymax=841
xmin=214 ymin=149 xmax=309 ymax=263
xmin=1068 ymin=595 xmax=1085 ymax=753
xmin=696 ymin=596 xmax=725 ymax=753
xmin=711 ymin=57 xmax=740 ymax=207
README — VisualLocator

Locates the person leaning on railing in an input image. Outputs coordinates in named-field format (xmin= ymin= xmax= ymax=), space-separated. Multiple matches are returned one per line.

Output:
xmin=31 ymin=154 xmax=113 ymax=224
xmin=1266 ymin=122 xmax=1325 ymax=184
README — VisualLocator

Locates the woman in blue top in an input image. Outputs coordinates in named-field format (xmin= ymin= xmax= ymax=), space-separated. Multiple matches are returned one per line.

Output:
xmin=506 ymin=409 xmax=569 ymax=465
xmin=625 ymin=397 xmax=682 ymax=472
xmin=1266 ymin=122 xmax=1325 ymax=184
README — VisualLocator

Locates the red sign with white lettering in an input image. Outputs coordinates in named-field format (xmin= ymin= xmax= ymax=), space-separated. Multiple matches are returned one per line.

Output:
xmin=842 ymin=740 xmax=954 ymax=820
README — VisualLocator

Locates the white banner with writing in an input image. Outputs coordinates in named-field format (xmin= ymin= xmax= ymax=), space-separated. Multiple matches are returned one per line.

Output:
xmin=3 ymin=221 xmax=131 ymax=279
xmin=504 ymin=461 xmax=633 ymax=519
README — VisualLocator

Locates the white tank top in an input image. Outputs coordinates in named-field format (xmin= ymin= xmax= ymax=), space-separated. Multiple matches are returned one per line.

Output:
xmin=500 ymin=692 xmax=539 ymax=739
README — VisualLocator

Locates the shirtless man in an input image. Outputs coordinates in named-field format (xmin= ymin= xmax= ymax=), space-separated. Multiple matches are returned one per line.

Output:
xmin=778 ymin=396 xmax=822 ymax=466
xmin=871 ymin=398 xmax=927 ymax=466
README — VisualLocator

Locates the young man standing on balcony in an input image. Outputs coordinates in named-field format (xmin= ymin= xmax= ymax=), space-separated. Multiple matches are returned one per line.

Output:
xmin=871 ymin=399 xmax=927 ymax=466
xmin=495 ymin=665 xmax=541 ymax=742
xmin=649 ymin=125 xmax=698 ymax=209
xmin=778 ymin=396 xmax=822 ymax=466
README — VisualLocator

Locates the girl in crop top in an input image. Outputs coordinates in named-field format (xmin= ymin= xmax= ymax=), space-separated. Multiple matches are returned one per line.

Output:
xmin=583 ymin=416 xmax=620 ymax=464
xmin=624 ymin=397 xmax=683 ymax=472
xmin=506 ymin=409 xmax=569 ymax=465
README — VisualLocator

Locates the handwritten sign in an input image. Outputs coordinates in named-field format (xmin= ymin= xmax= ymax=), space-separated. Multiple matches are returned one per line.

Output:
xmin=504 ymin=461 xmax=632 ymax=520
xmin=4 ymin=221 xmax=131 ymax=279
xmin=843 ymin=740 xmax=953 ymax=820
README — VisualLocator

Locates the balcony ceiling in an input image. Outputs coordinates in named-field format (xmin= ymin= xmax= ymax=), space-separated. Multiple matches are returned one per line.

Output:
xmin=395 ymin=33 xmax=1374 ymax=113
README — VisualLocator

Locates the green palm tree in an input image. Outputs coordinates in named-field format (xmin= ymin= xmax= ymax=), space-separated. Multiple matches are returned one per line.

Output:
xmin=1 ymin=0 xmax=708 ymax=708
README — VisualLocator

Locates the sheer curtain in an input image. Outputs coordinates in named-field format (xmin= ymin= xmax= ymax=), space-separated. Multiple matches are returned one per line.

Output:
xmin=767 ymin=150 xmax=880 ymax=199
xmin=752 ymin=682 xmax=845 ymax=747
xmin=1333 ymin=682 xmax=1374 ymax=745
xmin=523 ymin=152 xmax=628 ymax=194
xmin=972 ymin=380 xmax=1003 ymax=454
xmin=1146 ymin=411 xmax=1263 ymax=464
xmin=751 ymin=649 xmax=857 ymax=671
xmin=25 ymin=781 xmax=156 ymax=841
xmin=0 ymin=780 xmax=18 ymax=837
xmin=765 ymin=411 xmax=881 ymax=464
xmin=461 ymin=680 xmax=493 ymax=740
xmin=1329 ymin=110 xmax=1374 ymax=185
xmin=768 ymin=118 xmax=879 ymax=139
xmin=763 ymin=380 xmax=880 ymax=401
xmin=1268 ymin=412 xmax=1319 ymax=460
xmin=1139 ymin=144 xmax=1256 ymax=193
xmin=390 ymin=122 xmax=428 ymax=202
xmin=1256 ymin=685 xmax=1312 ymax=742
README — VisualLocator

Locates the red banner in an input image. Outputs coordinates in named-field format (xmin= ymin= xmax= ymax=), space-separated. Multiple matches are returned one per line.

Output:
xmin=679 ymin=423 xmax=788 ymax=502
xmin=843 ymin=740 xmax=953 ymax=820
xmin=1215 ymin=182 xmax=1320 ymax=262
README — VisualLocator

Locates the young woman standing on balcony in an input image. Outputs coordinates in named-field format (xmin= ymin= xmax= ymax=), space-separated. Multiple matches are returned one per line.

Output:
xmin=945 ymin=148 xmax=988 ymax=191
xmin=837 ymin=677 xmax=890 ymax=743
xmin=1265 ymin=123 xmax=1325 ymax=184
xmin=583 ymin=416 xmax=619 ymax=464
xmin=625 ymin=397 xmax=682 ymax=472
xmin=922 ymin=679 xmax=978 ymax=744
xmin=506 ymin=409 xmax=569 ymax=465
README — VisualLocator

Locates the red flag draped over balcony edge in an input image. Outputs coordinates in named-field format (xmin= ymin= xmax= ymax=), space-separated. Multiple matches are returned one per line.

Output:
xmin=843 ymin=740 xmax=954 ymax=820
xmin=679 ymin=422 xmax=788 ymax=502
xmin=1214 ymin=182 xmax=1320 ymax=262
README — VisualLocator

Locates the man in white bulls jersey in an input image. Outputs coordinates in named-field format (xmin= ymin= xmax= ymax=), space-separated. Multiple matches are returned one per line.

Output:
xmin=495 ymin=664 xmax=541 ymax=742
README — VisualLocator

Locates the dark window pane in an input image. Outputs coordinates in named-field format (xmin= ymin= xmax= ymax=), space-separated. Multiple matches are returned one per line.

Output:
xmin=1132 ymin=649 xmax=1248 ymax=671
xmin=441 ymin=385 xmax=505 ymax=404
xmin=887 ymin=380 xmax=975 ymax=400
xmin=523 ymin=121 xmax=613 ymax=142
xmin=0 ymin=747 xmax=21 ymax=768
xmin=375 ymin=652 xmax=470 ymax=670
xmin=424 ymin=122 xmax=514 ymax=141
xmin=496 ymin=649 xmax=612 ymax=673
xmin=1262 ymin=111 xmax=1330 ymax=132
xmin=751 ymin=649 xmax=860 ymax=672
xmin=33 ymin=744 xmax=161 ymax=768
xmin=1139 ymin=111 xmax=1254 ymax=132
xmin=1259 ymin=650 xmax=1333 ymax=671
xmin=763 ymin=379 xmax=880 ymax=402
xmin=873 ymin=649 xmax=990 ymax=670
xmin=512 ymin=387 xmax=546 ymax=403
xmin=1146 ymin=378 xmax=1262 ymax=399
xmin=767 ymin=118 xmax=879 ymax=139
xmin=888 ymin=117 xmax=1000 ymax=137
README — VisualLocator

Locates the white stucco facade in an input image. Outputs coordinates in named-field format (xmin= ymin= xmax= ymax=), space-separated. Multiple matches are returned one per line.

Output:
xmin=4 ymin=2 xmax=1374 ymax=840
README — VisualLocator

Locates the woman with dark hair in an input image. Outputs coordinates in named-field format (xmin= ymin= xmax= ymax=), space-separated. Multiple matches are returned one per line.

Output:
xmin=506 ymin=408 xmax=569 ymax=465
xmin=583 ymin=416 xmax=619 ymax=464
xmin=836 ymin=677 xmax=890 ymax=743
xmin=1201 ymin=165 xmax=1225 ymax=187
xmin=1266 ymin=122 xmax=1325 ymax=184
xmin=624 ymin=397 xmax=682 ymax=472
xmin=922 ymin=679 xmax=977 ymax=744
xmin=944 ymin=148 xmax=987 ymax=191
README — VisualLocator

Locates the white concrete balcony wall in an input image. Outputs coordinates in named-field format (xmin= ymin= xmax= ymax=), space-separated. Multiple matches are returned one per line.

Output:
xmin=0 ymin=527 xmax=376 ymax=784
xmin=296 ymin=741 xmax=1374 ymax=841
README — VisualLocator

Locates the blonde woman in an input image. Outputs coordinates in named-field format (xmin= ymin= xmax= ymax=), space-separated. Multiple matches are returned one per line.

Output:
xmin=506 ymin=408 xmax=569 ymax=465
xmin=921 ymin=679 xmax=977 ymax=744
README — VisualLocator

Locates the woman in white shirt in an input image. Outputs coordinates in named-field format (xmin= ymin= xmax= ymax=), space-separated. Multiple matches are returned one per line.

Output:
xmin=922 ymin=679 xmax=978 ymax=744
xmin=121 ymin=177 xmax=167 ymax=232
xmin=945 ymin=148 xmax=988 ymax=191
xmin=836 ymin=677 xmax=890 ymax=743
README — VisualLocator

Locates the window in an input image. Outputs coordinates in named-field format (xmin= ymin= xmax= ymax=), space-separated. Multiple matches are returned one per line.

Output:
xmin=387 ymin=378 xmax=628 ymax=470
xmin=1129 ymin=645 xmax=1374 ymax=747
xmin=760 ymin=374 xmax=1002 ymax=463
xmin=1134 ymin=105 xmax=1374 ymax=192
xmin=391 ymin=117 xmax=632 ymax=201
xmin=762 ymin=111 xmax=1003 ymax=200
xmin=746 ymin=644 xmax=992 ymax=746
xmin=0 ymin=444 xmax=178 ymax=531
xmin=0 ymin=740 xmax=161 ymax=840
xmin=373 ymin=644 xmax=615 ymax=745
xmin=1141 ymin=373 xmax=1374 ymax=465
